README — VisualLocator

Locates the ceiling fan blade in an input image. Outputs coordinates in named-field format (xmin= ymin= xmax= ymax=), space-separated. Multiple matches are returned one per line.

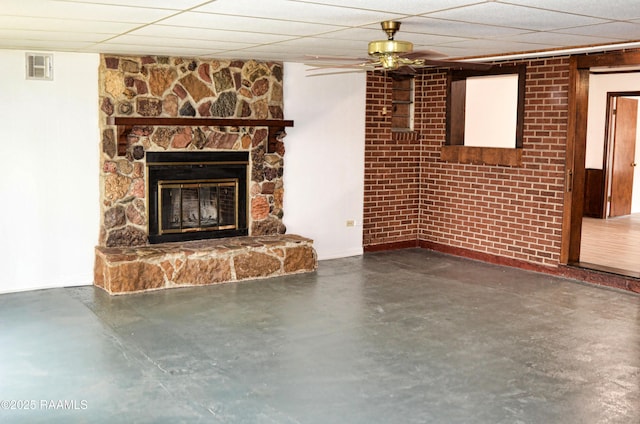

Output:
xmin=388 ymin=65 xmax=417 ymax=76
xmin=305 ymin=61 xmax=374 ymax=71
xmin=306 ymin=69 xmax=369 ymax=77
xmin=305 ymin=54 xmax=370 ymax=62
xmin=419 ymin=58 xmax=493 ymax=71
xmin=400 ymin=49 xmax=445 ymax=60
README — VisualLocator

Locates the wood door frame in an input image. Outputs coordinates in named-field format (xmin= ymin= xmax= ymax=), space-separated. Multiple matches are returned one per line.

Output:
xmin=562 ymin=50 xmax=640 ymax=264
xmin=603 ymin=93 xmax=640 ymax=218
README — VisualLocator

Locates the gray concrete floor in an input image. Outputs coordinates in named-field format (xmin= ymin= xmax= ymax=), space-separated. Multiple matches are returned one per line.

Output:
xmin=1 ymin=249 xmax=639 ymax=424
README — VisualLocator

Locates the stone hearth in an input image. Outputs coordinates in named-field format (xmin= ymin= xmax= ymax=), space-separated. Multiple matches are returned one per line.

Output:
xmin=94 ymin=235 xmax=317 ymax=294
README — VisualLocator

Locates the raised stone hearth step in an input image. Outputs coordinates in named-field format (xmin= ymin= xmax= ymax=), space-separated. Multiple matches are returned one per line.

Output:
xmin=94 ymin=234 xmax=317 ymax=295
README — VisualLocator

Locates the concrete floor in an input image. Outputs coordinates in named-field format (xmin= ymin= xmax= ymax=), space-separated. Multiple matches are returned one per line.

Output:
xmin=1 ymin=249 xmax=639 ymax=424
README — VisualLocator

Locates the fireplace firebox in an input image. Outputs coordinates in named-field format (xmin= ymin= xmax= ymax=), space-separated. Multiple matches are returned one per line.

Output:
xmin=146 ymin=151 xmax=248 ymax=244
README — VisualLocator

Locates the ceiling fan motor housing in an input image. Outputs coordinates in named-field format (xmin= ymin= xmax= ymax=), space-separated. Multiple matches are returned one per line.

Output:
xmin=368 ymin=21 xmax=414 ymax=70
xmin=368 ymin=40 xmax=413 ymax=57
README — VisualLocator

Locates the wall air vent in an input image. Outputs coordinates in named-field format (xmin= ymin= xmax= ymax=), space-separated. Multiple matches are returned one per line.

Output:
xmin=26 ymin=53 xmax=53 ymax=81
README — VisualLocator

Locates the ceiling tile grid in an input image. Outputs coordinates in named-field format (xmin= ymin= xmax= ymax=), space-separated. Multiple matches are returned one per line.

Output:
xmin=0 ymin=0 xmax=639 ymax=62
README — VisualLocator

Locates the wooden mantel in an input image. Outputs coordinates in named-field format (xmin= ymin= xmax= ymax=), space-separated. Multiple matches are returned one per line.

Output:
xmin=106 ymin=117 xmax=294 ymax=155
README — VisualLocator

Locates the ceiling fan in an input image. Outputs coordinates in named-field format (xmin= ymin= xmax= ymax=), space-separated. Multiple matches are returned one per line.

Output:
xmin=307 ymin=21 xmax=491 ymax=75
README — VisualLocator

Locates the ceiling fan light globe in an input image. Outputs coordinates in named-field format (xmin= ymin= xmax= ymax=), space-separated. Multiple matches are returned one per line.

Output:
xmin=368 ymin=40 xmax=413 ymax=57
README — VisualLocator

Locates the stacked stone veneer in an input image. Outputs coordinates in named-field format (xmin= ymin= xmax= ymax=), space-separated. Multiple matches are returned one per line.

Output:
xmin=95 ymin=235 xmax=317 ymax=295
xmin=99 ymin=54 xmax=287 ymax=247
xmin=96 ymin=55 xmax=317 ymax=293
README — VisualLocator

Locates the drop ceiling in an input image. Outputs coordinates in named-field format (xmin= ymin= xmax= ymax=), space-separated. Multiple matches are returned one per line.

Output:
xmin=2 ymin=0 xmax=640 ymax=62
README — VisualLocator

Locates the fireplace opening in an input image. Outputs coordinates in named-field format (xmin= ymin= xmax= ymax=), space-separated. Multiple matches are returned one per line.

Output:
xmin=147 ymin=151 xmax=248 ymax=244
xmin=159 ymin=179 xmax=238 ymax=233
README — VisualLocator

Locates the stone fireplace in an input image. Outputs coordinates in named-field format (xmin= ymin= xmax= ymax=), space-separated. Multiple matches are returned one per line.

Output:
xmin=94 ymin=54 xmax=317 ymax=294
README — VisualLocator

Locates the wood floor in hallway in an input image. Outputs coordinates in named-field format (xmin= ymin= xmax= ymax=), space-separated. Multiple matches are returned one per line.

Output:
xmin=580 ymin=213 xmax=640 ymax=277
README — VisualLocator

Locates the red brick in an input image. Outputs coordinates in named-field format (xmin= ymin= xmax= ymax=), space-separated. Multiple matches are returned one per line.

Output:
xmin=364 ymin=57 xmax=571 ymax=263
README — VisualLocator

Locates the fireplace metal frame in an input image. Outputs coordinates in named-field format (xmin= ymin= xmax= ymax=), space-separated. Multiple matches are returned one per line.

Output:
xmin=146 ymin=151 xmax=249 ymax=244
xmin=158 ymin=178 xmax=239 ymax=234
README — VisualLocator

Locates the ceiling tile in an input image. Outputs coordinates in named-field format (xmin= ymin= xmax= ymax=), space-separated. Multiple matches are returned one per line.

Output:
xmin=161 ymin=12 xmax=344 ymax=36
xmin=425 ymin=3 xmax=607 ymax=31
xmin=400 ymin=17 xmax=531 ymax=39
xmin=0 ymin=1 xmax=175 ymax=23
xmin=130 ymin=24 xmax=294 ymax=44
xmin=0 ymin=38 xmax=96 ymax=51
xmin=438 ymin=38 xmax=558 ymax=57
xmin=555 ymin=21 xmax=640 ymax=40
xmin=192 ymin=0 xmax=403 ymax=26
xmin=308 ymin=27 xmax=383 ymax=42
xmin=505 ymin=0 xmax=640 ymax=21
xmin=54 ymin=0 xmax=211 ymax=8
xmin=0 ymin=16 xmax=138 ymax=33
xmin=502 ymin=31 xmax=621 ymax=48
xmin=0 ymin=29 xmax=110 ymax=43
xmin=202 ymin=50 xmax=298 ymax=61
xmin=92 ymin=42 xmax=217 ymax=56
xmin=288 ymin=0 xmax=484 ymax=16
xmin=106 ymin=34 xmax=255 ymax=50
xmin=266 ymin=37 xmax=368 ymax=56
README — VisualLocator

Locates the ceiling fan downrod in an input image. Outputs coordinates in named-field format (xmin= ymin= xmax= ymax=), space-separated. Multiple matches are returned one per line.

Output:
xmin=381 ymin=20 xmax=401 ymax=40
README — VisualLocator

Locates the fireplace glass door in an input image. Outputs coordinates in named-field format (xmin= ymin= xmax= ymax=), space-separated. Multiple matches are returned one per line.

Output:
xmin=158 ymin=179 xmax=238 ymax=234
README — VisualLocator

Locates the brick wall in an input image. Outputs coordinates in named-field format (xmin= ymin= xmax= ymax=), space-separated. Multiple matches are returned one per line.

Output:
xmin=364 ymin=57 xmax=570 ymax=267
xmin=363 ymin=73 xmax=421 ymax=247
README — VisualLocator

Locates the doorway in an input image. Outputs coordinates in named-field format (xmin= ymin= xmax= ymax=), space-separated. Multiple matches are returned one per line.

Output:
xmin=564 ymin=51 xmax=640 ymax=277
xmin=580 ymin=91 xmax=640 ymax=276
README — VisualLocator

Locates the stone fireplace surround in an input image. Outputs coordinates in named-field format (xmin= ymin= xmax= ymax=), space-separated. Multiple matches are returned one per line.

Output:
xmin=95 ymin=55 xmax=317 ymax=294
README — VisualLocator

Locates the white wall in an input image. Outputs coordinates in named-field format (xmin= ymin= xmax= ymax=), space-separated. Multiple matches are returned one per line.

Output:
xmin=586 ymin=73 xmax=640 ymax=213
xmin=283 ymin=63 xmax=365 ymax=260
xmin=0 ymin=50 xmax=100 ymax=293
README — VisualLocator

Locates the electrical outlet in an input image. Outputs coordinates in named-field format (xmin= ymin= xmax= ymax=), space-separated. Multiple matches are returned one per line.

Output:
xmin=346 ymin=219 xmax=356 ymax=227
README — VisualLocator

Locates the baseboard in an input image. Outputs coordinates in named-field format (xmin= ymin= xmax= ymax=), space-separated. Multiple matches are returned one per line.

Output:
xmin=363 ymin=240 xmax=419 ymax=253
xmin=417 ymin=240 xmax=553 ymax=273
